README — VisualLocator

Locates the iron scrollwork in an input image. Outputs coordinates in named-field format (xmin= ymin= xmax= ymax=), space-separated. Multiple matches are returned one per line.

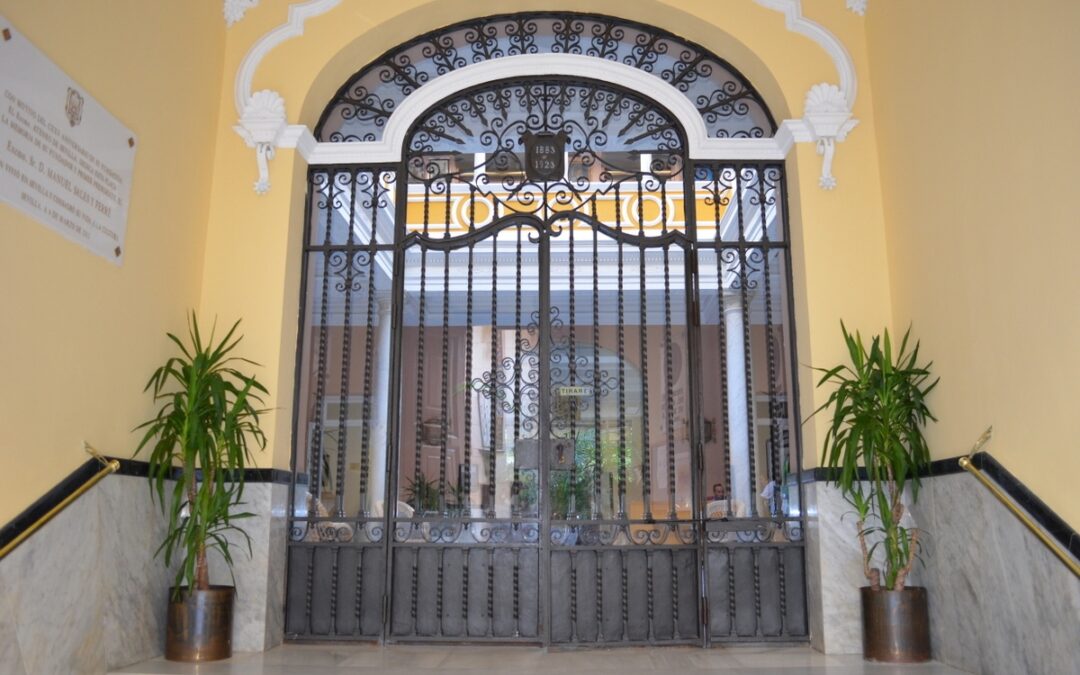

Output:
xmin=317 ymin=13 xmax=775 ymax=144
xmin=404 ymin=78 xmax=685 ymax=234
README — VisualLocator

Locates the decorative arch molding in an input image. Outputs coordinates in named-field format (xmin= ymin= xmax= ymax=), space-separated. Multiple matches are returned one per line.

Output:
xmin=233 ymin=0 xmax=858 ymax=193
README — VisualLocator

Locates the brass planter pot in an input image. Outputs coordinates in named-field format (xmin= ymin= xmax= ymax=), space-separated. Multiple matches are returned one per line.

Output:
xmin=165 ymin=586 xmax=234 ymax=662
xmin=860 ymin=586 xmax=930 ymax=663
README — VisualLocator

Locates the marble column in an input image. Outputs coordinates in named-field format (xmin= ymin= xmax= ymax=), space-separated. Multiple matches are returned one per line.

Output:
xmin=723 ymin=292 xmax=751 ymax=514
xmin=367 ymin=292 xmax=393 ymax=515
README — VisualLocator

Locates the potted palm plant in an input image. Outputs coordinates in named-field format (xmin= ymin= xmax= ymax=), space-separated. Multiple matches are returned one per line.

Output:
xmin=813 ymin=323 xmax=937 ymax=662
xmin=134 ymin=314 xmax=268 ymax=662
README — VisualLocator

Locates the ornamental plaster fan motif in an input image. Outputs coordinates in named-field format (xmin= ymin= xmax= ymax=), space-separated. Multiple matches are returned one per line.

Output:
xmin=804 ymin=83 xmax=859 ymax=189
xmin=233 ymin=90 xmax=287 ymax=194
xmin=846 ymin=0 xmax=868 ymax=16
xmin=232 ymin=0 xmax=861 ymax=192
xmin=224 ymin=0 xmax=259 ymax=27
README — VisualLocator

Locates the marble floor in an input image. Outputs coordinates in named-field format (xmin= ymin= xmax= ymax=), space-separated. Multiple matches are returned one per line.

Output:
xmin=114 ymin=643 xmax=972 ymax=674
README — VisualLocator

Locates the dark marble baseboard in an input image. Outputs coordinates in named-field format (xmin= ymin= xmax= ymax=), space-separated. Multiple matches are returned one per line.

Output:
xmin=799 ymin=455 xmax=967 ymax=483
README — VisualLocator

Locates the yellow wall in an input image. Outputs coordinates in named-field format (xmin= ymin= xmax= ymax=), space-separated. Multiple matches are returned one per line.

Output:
xmin=0 ymin=0 xmax=901 ymax=523
xmin=867 ymin=0 xmax=1080 ymax=528
xmin=200 ymin=0 xmax=894 ymax=474
xmin=0 ymin=2 xmax=226 ymax=523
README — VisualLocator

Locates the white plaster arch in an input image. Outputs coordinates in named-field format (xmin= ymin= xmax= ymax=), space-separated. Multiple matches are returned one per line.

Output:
xmin=282 ymin=53 xmax=801 ymax=166
xmin=234 ymin=0 xmax=342 ymax=115
xmin=234 ymin=0 xmax=858 ymax=193
xmin=753 ymin=0 xmax=857 ymax=108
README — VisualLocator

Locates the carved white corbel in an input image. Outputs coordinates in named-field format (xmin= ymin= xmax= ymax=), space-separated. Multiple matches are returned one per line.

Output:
xmin=846 ymin=0 xmax=868 ymax=16
xmin=803 ymin=83 xmax=859 ymax=190
xmin=234 ymin=90 xmax=288 ymax=194
xmin=224 ymin=0 xmax=259 ymax=27
xmin=232 ymin=0 xmax=342 ymax=193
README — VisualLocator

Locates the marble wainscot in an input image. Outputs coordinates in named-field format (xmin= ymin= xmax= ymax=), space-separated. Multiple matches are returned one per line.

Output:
xmin=803 ymin=480 xmax=926 ymax=654
xmin=0 ymin=471 xmax=288 ymax=674
xmin=805 ymin=469 xmax=1080 ymax=675
xmin=911 ymin=473 xmax=1080 ymax=675
xmin=207 ymin=481 xmax=289 ymax=652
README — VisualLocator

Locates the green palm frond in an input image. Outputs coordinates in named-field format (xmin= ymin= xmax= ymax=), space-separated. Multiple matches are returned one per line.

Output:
xmin=134 ymin=312 xmax=268 ymax=598
xmin=811 ymin=323 xmax=937 ymax=590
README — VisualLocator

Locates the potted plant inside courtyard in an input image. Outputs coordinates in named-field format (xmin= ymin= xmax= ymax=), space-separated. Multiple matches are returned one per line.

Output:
xmin=813 ymin=323 xmax=938 ymax=662
xmin=134 ymin=314 xmax=268 ymax=662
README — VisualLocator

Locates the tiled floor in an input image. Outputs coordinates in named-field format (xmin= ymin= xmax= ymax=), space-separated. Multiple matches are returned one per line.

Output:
xmin=115 ymin=643 xmax=972 ymax=674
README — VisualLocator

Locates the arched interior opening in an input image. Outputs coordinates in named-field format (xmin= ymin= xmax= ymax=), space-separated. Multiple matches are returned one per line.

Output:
xmin=285 ymin=16 xmax=805 ymax=647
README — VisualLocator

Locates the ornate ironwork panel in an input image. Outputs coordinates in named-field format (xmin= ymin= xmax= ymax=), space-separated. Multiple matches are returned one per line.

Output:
xmin=316 ymin=12 xmax=775 ymax=144
xmin=693 ymin=162 xmax=807 ymax=640
xmin=286 ymin=167 xmax=397 ymax=639
xmin=289 ymin=58 xmax=805 ymax=647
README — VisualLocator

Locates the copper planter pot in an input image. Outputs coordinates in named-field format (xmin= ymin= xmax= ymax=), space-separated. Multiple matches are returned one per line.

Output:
xmin=860 ymin=586 xmax=930 ymax=662
xmin=165 ymin=586 xmax=234 ymax=662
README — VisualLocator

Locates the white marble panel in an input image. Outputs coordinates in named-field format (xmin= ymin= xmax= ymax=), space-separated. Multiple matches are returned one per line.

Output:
xmin=0 ymin=549 xmax=28 ymax=675
xmin=206 ymin=482 xmax=288 ymax=652
xmin=803 ymin=481 xmax=865 ymax=654
xmin=807 ymin=470 xmax=1079 ymax=672
xmin=262 ymin=483 xmax=289 ymax=650
xmin=915 ymin=474 xmax=1080 ymax=675
xmin=97 ymin=475 xmax=172 ymax=670
xmin=0 ymin=473 xmax=287 ymax=674
xmin=0 ymin=485 xmax=109 ymax=674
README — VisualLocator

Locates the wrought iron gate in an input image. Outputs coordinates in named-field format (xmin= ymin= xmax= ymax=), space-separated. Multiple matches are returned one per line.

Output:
xmin=286 ymin=73 xmax=807 ymax=646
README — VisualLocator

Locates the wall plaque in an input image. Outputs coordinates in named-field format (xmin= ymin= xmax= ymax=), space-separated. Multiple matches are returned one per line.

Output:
xmin=522 ymin=131 xmax=566 ymax=182
xmin=0 ymin=15 xmax=136 ymax=265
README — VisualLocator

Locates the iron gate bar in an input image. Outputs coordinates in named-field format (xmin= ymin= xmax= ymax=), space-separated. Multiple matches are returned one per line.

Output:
xmin=333 ymin=171 xmax=357 ymax=518
xmin=680 ymin=160 xmax=707 ymax=648
xmin=591 ymin=198 xmax=602 ymax=523
xmin=381 ymin=161 xmax=412 ymax=643
xmin=568 ymin=207 xmax=578 ymax=519
xmin=411 ymin=180 xmax=430 ymax=515
xmin=464 ymin=187 xmax=476 ymax=514
xmin=758 ymin=166 xmax=785 ymax=636
xmin=358 ymin=173 xmax=381 ymax=519
xmin=662 ymin=181 xmax=677 ymax=522
xmin=439 ymin=181 xmax=453 ymax=513
xmin=636 ymin=177 xmax=653 ymax=522
xmin=488 ymin=199 xmax=499 ymax=519
xmin=304 ymin=170 xmax=337 ymax=635
xmin=513 ymin=223 xmax=523 ymax=519
xmin=615 ymin=182 xmax=626 ymax=520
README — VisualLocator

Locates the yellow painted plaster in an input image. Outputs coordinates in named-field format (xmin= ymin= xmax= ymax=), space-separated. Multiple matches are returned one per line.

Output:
xmin=867 ymin=0 xmax=1080 ymax=527
xmin=201 ymin=0 xmax=893 ymax=474
xmin=0 ymin=1 xmax=226 ymax=523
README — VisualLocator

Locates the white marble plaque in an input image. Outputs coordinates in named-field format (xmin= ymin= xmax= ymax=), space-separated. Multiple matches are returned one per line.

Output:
xmin=0 ymin=16 xmax=136 ymax=265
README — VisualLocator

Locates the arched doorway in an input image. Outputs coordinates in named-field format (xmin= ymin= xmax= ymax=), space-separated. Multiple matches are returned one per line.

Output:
xmin=286 ymin=14 xmax=805 ymax=647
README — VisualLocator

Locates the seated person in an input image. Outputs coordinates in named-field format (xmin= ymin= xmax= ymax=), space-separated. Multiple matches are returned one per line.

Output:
xmin=705 ymin=482 xmax=747 ymax=519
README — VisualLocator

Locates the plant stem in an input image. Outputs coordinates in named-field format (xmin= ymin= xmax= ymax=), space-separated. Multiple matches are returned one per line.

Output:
xmin=188 ymin=478 xmax=210 ymax=590
xmin=857 ymin=517 xmax=881 ymax=590
xmin=894 ymin=528 xmax=919 ymax=590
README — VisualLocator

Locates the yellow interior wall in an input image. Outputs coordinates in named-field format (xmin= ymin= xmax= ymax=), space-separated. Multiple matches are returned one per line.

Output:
xmin=0 ymin=1 xmax=226 ymax=523
xmin=201 ymin=0 xmax=894 ymax=474
xmin=867 ymin=0 xmax=1080 ymax=528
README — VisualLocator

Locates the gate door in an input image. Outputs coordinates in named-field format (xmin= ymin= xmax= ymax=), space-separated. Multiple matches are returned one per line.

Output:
xmin=285 ymin=74 xmax=808 ymax=646
xmin=387 ymin=77 xmax=699 ymax=643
